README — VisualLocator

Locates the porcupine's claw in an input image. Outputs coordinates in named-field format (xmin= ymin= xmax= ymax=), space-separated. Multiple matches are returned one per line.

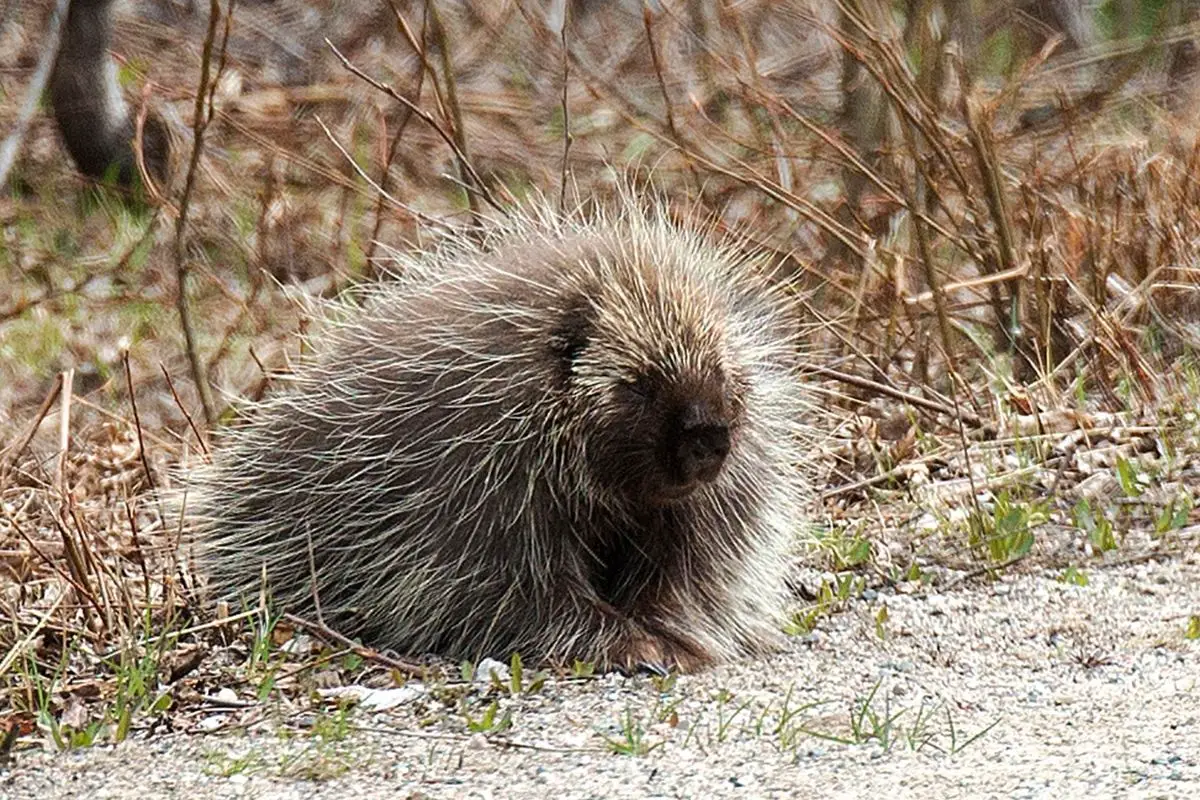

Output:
xmin=607 ymin=661 xmax=665 ymax=678
xmin=633 ymin=661 xmax=671 ymax=677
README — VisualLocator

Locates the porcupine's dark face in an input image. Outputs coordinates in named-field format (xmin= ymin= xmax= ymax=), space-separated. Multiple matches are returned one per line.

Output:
xmin=550 ymin=286 xmax=747 ymax=508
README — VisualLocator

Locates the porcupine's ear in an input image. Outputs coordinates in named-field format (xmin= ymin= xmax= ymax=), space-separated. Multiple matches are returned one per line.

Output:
xmin=548 ymin=294 xmax=595 ymax=377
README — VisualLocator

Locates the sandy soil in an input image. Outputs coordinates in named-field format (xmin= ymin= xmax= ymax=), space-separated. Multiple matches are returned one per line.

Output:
xmin=3 ymin=556 xmax=1197 ymax=800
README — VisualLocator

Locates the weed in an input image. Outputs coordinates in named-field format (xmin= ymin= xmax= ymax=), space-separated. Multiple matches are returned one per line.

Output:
xmin=713 ymin=689 xmax=753 ymax=744
xmin=106 ymin=645 xmax=173 ymax=744
xmin=944 ymin=709 xmax=1001 ymax=756
xmin=651 ymin=695 xmax=683 ymax=728
xmin=276 ymin=744 xmax=353 ymax=782
xmin=813 ymin=525 xmax=874 ymax=571
xmin=786 ymin=572 xmax=869 ymax=636
xmin=968 ymin=490 xmax=1047 ymax=563
xmin=245 ymin=609 xmax=284 ymax=702
xmin=1154 ymin=492 xmax=1192 ymax=535
xmin=1114 ymin=457 xmax=1146 ymax=499
xmin=845 ymin=681 xmax=904 ymax=749
xmin=898 ymin=562 xmax=927 ymax=584
xmin=649 ymin=672 xmax=678 ymax=693
xmin=1073 ymin=499 xmax=1118 ymax=554
xmin=462 ymin=699 xmax=513 ymax=734
xmin=43 ymin=716 xmax=105 ymax=751
xmin=508 ymin=652 xmax=525 ymax=694
xmin=25 ymin=627 xmax=175 ymax=751
xmin=310 ymin=703 xmax=353 ymax=744
xmin=204 ymin=749 xmax=265 ymax=778
xmin=1058 ymin=567 xmax=1090 ymax=586
xmin=903 ymin=700 xmax=941 ymax=752
xmin=604 ymin=708 xmax=662 ymax=756
xmin=770 ymin=687 xmax=830 ymax=753
xmin=766 ymin=682 xmax=999 ymax=756
xmin=506 ymin=652 xmax=547 ymax=696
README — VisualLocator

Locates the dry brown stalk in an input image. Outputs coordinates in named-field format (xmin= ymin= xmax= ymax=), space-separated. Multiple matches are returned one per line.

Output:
xmin=0 ymin=374 xmax=64 ymax=479
xmin=123 ymin=352 xmax=155 ymax=494
xmin=425 ymin=0 xmax=479 ymax=217
xmin=172 ymin=0 xmax=230 ymax=428
xmin=807 ymin=364 xmax=981 ymax=428
xmin=557 ymin=6 xmax=573 ymax=213
xmin=364 ymin=13 xmax=428 ymax=275
xmin=161 ymin=365 xmax=207 ymax=456
xmin=642 ymin=5 xmax=697 ymax=188
xmin=55 ymin=368 xmax=73 ymax=494
xmin=963 ymin=94 xmax=1023 ymax=354
xmin=325 ymin=40 xmax=503 ymax=215
xmin=281 ymin=613 xmax=427 ymax=677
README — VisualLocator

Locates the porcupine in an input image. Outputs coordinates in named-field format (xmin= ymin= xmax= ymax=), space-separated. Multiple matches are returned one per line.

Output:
xmin=184 ymin=197 xmax=813 ymax=673
xmin=49 ymin=0 xmax=168 ymax=187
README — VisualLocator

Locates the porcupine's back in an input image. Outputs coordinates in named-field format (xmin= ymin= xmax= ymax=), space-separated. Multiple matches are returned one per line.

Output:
xmin=185 ymin=198 xmax=813 ymax=667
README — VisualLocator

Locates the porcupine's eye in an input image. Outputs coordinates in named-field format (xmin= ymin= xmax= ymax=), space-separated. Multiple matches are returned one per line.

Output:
xmin=621 ymin=374 xmax=655 ymax=401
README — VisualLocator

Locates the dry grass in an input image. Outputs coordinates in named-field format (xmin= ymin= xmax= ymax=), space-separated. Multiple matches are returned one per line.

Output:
xmin=2 ymin=0 xmax=1200 ymax=757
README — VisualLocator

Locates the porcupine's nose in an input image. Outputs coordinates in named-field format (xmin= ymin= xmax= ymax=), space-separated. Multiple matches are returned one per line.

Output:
xmin=675 ymin=402 xmax=731 ymax=485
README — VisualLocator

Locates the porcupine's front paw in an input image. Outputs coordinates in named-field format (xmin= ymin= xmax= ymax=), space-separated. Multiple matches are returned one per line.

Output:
xmin=607 ymin=622 xmax=715 ymax=675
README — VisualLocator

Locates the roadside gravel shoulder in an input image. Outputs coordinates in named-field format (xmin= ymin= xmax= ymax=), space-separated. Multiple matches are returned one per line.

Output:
xmin=4 ymin=557 xmax=1197 ymax=800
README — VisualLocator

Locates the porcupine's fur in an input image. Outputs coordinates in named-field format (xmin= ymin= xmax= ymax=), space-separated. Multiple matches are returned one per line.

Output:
xmin=49 ymin=0 xmax=168 ymax=187
xmin=184 ymin=196 xmax=813 ymax=673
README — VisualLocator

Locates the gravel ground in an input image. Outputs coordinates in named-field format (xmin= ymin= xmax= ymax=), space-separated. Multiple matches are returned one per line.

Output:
xmin=4 ymin=556 xmax=1198 ymax=799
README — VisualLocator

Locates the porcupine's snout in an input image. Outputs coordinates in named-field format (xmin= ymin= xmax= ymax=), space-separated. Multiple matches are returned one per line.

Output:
xmin=663 ymin=400 xmax=732 ymax=496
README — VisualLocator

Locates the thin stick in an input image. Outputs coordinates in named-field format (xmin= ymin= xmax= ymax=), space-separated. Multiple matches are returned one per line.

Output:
xmin=131 ymin=80 xmax=165 ymax=203
xmin=940 ymin=553 xmax=1030 ymax=591
xmin=173 ymin=0 xmax=230 ymax=427
xmin=160 ymin=363 xmax=208 ymax=455
xmin=0 ymin=373 xmax=63 ymax=475
xmin=312 ymin=115 xmax=454 ymax=234
xmin=125 ymin=499 xmax=153 ymax=611
xmin=123 ymin=351 xmax=156 ymax=491
xmin=425 ymin=0 xmax=479 ymax=217
xmin=303 ymin=523 xmax=324 ymax=627
xmin=0 ymin=0 xmax=70 ymax=186
xmin=898 ymin=116 xmax=984 ymax=513
xmin=557 ymin=7 xmax=572 ymax=213
xmin=56 ymin=368 xmax=74 ymax=493
xmin=0 ymin=593 xmax=66 ymax=680
xmin=2 ymin=503 xmax=105 ymax=624
xmin=281 ymin=613 xmax=427 ymax=676
xmin=363 ymin=15 xmax=427 ymax=274
xmin=642 ymin=6 xmax=681 ymax=151
xmin=806 ymin=365 xmax=981 ymax=427
xmin=68 ymin=394 xmax=181 ymax=452
xmin=324 ymin=40 xmax=503 ymax=214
